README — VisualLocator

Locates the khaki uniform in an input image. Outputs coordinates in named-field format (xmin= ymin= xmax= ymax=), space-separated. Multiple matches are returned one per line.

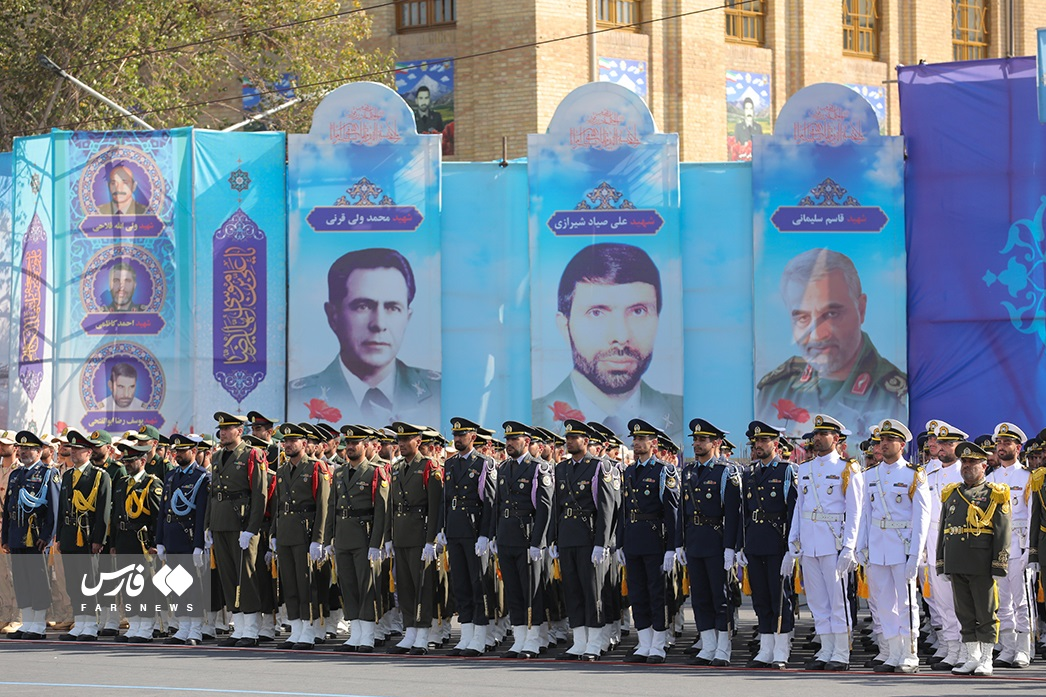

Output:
xmin=326 ymin=459 xmax=389 ymax=621
xmin=390 ymin=452 xmax=443 ymax=628
xmin=937 ymin=480 xmax=1012 ymax=643
xmin=270 ymin=456 xmax=329 ymax=622
xmin=205 ymin=442 xmax=267 ymax=613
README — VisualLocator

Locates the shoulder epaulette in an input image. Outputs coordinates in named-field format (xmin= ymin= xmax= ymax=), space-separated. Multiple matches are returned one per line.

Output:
xmin=878 ymin=368 xmax=908 ymax=398
xmin=757 ymin=357 xmax=807 ymax=389
xmin=940 ymin=482 xmax=961 ymax=503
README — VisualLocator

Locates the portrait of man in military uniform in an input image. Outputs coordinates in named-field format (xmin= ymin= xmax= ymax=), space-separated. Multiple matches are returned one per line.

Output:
xmin=532 ymin=243 xmax=682 ymax=441
xmin=755 ymin=247 xmax=906 ymax=438
xmin=288 ymin=247 xmax=440 ymax=425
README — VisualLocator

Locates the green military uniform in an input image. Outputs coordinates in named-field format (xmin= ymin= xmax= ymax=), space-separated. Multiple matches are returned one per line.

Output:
xmin=327 ymin=426 xmax=389 ymax=652
xmin=388 ymin=423 xmax=443 ymax=653
xmin=756 ymin=332 xmax=906 ymax=439
xmin=204 ymin=412 xmax=268 ymax=645
xmin=270 ymin=424 xmax=329 ymax=648
xmin=937 ymin=471 xmax=1011 ymax=644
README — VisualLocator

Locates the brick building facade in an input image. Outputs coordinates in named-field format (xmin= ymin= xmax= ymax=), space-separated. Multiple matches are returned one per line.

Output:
xmin=360 ymin=0 xmax=1046 ymax=161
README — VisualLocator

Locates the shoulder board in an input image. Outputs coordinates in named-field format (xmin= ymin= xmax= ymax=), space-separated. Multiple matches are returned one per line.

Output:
xmin=940 ymin=482 xmax=961 ymax=502
xmin=756 ymin=357 xmax=807 ymax=389
xmin=879 ymin=369 xmax=907 ymax=398
xmin=1029 ymin=467 xmax=1046 ymax=493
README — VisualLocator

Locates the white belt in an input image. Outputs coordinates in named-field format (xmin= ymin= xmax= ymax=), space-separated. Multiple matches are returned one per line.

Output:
xmin=878 ymin=519 xmax=910 ymax=530
xmin=1013 ymin=522 xmax=1028 ymax=533
xmin=803 ymin=511 xmax=844 ymax=522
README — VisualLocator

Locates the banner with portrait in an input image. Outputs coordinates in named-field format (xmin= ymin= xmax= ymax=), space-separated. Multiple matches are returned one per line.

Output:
xmin=51 ymin=129 xmax=194 ymax=433
xmin=394 ymin=58 xmax=454 ymax=156
xmin=9 ymin=135 xmax=55 ymax=431
xmin=752 ymin=84 xmax=907 ymax=439
xmin=193 ymin=130 xmax=287 ymax=420
xmin=529 ymin=82 xmax=682 ymax=443
xmin=287 ymin=82 xmax=442 ymax=428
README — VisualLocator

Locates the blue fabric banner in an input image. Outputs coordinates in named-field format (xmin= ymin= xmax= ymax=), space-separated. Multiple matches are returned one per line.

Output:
xmin=899 ymin=58 xmax=1046 ymax=436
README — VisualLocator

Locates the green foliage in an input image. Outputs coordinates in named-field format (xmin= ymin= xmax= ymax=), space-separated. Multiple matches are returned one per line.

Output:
xmin=0 ymin=0 xmax=394 ymax=147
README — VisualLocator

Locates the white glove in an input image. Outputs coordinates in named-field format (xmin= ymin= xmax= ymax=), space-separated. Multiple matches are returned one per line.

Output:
xmin=1028 ymin=561 xmax=1040 ymax=574
xmin=269 ymin=536 xmax=277 ymax=550
xmin=238 ymin=531 xmax=253 ymax=550
xmin=192 ymin=547 xmax=204 ymax=569
xmin=323 ymin=544 xmax=334 ymax=558
xmin=384 ymin=541 xmax=394 ymax=558
xmin=489 ymin=540 xmax=498 ymax=556
xmin=549 ymin=544 xmax=559 ymax=560
xmin=662 ymin=550 xmax=676 ymax=573
xmin=203 ymin=530 xmax=213 ymax=549
xmin=528 ymin=546 xmax=542 ymax=562
xmin=675 ymin=546 xmax=686 ymax=566
xmin=264 ymin=551 xmax=273 ymax=566
xmin=309 ymin=542 xmax=323 ymax=562
xmin=724 ymin=548 xmax=736 ymax=570
xmin=615 ymin=549 xmax=626 ymax=565
xmin=435 ymin=532 xmax=447 ymax=546
xmin=156 ymin=544 xmax=167 ymax=562
xmin=835 ymin=547 xmax=856 ymax=577
xmin=857 ymin=547 xmax=869 ymax=566
xmin=591 ymin=546 xmax=608 ymax=564
xmin=780 ymin=552 xmax=796 ymax=577
xmin=736 ymin=550 xmax=749 ymax=568
xmin=367 ymin=547 xmax=382 ymax=563
xmin=475 ymin=536 xmax=489 ymax=557
xmin=422 ymin=543 xmax=437 ymax=562
xmin=903 ymin=556 xmax=919 ymax=582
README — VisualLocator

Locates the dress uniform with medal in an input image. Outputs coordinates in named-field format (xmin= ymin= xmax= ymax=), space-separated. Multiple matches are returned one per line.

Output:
xmin=937 ymin=440 xmax=1011 ymax=676
xmin=741 ymin=420 xmax=798 ymax=669
xmin=677 ymin=418 xmax=741 ymax=667
xmin=1 ymin=431 xmax=60 ymax=640
xmin=621 ymin=418 xmax=680 ymax=664
xmin=589 ymin=421 xmax=625 ymax=653
xmin=856 ymin=419 xmax=930 ymax=674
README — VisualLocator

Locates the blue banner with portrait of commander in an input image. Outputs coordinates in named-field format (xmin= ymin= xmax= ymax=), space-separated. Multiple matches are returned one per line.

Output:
xmin=752 ymin=84 xmax=907 ymax=440
xmin=529 ymin=82 xmax=682 ymax=444
xmin=287 ymin=82 xmax=442 ymax=429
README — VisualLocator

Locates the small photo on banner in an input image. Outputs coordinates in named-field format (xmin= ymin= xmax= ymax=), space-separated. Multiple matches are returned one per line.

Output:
xmin=528 ymin=82 xmax=682 ymax=444
xmin=845 ymin=84 xmax=887 ymax=134
xmin=395 ymin=58 xmax=454 ymax=156
xmin=598 ymin=58 xmax=648 ymax=101
xmin=752 ymin=84 xmax=907 ymax=439
xmin=287 ymin=81 xmax=441 ymax=428
xmin=727 ymin=70 xmax=771 ymax=162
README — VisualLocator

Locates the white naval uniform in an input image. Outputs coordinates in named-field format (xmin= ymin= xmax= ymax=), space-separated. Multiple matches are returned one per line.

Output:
xmin=923 ymin=458 xmax=964 ymax=642
xmin=857 ymin=458 xmax=931 ymax=642
xmin=986 ymin=462 xmax=1032 ymax=634
xmin=788 ymin=451 xmax=864 ymax=635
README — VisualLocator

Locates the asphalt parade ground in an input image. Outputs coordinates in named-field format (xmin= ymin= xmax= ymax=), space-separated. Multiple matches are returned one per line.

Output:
xmin=1 ymin=605 xmax=1045 ymax=697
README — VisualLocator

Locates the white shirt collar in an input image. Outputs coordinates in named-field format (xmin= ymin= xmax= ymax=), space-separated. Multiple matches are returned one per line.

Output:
xmin=568 ymin=373 xmax=641 ymax=427
xmin=339 ymin=361 xmax=396 ymax=413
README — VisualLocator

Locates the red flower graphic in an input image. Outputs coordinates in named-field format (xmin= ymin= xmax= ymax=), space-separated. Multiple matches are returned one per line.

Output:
xmin=304 ymin=398 xmax=342 ymax=422
xmin=549 ymin=401 xmax=585 ymax=422
xmin=54 ymin=421 xmax=68 ymax=434
xmin=772 ymin=399 xmax=809 ymax=424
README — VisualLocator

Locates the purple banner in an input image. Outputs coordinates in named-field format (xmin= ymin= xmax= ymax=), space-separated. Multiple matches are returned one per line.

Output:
xmin=17 ymin=213 xmax=47 ymax=402
xmin=213 ymin=208 xmax=267 ymax=404
xmin=306 ymin=205 xmax=423 ymax=232
xmin=81 ymin=313 xmax=165 ymax=335
xmin=548 ymin=209 xmax=664 ymax=235
xmin=770 ymin=206 xmax=888 ymax=233
xmin=82 ymin=411 xmax=165 ymax=431
xmin=79 ymin=215 xmax=165 ymax=238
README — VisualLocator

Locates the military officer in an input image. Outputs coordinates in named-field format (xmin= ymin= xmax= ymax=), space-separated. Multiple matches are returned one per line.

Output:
xmin=741 ymin=421 xmax=798 ymax=669
xmin=243 ymin=421 xmax=280 ymax=643
xmin=204 ymin=412 xmax=268 ymax=647
xmin=937 ymin=441 xmax=1011 ymax=676
xmin=56 ymin=429 xmax=113 ymax=641
xmin=387 ymin=422 xmax=444 ymax=655
xmin=856 ymin=419 xmax=929 ymax=674
xmin=784 ymin=414 xmax=864 ymax=671
xmin=986 ymin=422 xmax=1033 ymax=667
xmin=620 ymin=419 xmax=679 ymax=664
xmin=677 ymin=418 xmax=740 ymax=667
xmin=489 ymin=421 xmax=554 ymax=659
xmin=435 ymin=418 xmax=496 ymax=657
xmin=589 ymin=421 xmax=625 ymax=653
xmin=1 ymin=431 xmax=60 ymax=639
xmin=548 ymin=419 xmax=615 ymax=661
xmin=134 ymin=425 xmax=172 ymax=481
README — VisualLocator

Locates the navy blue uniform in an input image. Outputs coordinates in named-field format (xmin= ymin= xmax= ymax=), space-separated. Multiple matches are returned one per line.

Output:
xmin=2 ymin=461 xmax=60 ymax=610
xmin=741 ymin=458 xmax=798 ymax=633
xmin=620 ymin=457 xmax=679 ymax=631
xmin=679 ymin=457 xmax=741 ymax=632
xmin=155 ymin=463 xmax=210 ymax=554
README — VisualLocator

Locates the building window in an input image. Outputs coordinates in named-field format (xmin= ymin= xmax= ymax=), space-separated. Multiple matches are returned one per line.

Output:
xmin=842 ymin=1 xmax=878 ymax=59
xmin=597 ymin=0 xmax=641 ymax=29
xmin=953 ymin=0 xmax=989 ymax=60
xmin=396 ymin=0 xmax=456 ymax=32
xmin=725 ymin=1 xmax=765 ymax=46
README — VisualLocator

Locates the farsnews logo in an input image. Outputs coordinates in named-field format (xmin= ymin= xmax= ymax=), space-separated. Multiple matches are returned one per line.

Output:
xmin=81 ymin=562 xmax=194 ymax=598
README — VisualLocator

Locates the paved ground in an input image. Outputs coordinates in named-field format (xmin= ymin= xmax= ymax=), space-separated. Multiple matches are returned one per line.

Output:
xmin=1 ymin=606 xmax=1044 ymax=697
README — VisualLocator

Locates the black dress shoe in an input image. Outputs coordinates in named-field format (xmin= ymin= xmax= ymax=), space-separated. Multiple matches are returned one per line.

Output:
xmin=99 ymin=628 xmax=119 ymax=637
xmin=746 ymin=658 xmax=771 ymax=668
xmin=335 ymin=644 xmax=357 ymax=653
xmin=373 ymin=638 xmax=386 ymax=647
xmin=409 ymin=647 xmax=429 ymax=655
xmin=873 ymin=663 xmax=896 ymax=673
xmin=709 ymin=658 xmax=729 ymax=667
xmin=502 ymin=650 xmax=520 ymax=659
xmin=460 ymin=648 xmax=482 ymax=657
xmin=581 ymin=653 xmax=599 ymax=662
xmin=22 ymin=632 xmax=45 ymax=640
xmin=387 ymin=645 xmax=410 ymax=654
xmin=556 ymin=652 xmax=580 ymax=660
xmin=7 ymin=631 xmax=26 ymax=640
xmin=235 ymin=637 xmax=259 ymax=647
xmin=647 ymin=655 xmax=666 ymax=664
xmin=684 ymin=645 xmax=701 ymax=656
xmin=770 ymin=661 xmax=786 ymax=670
xmin=519 ymin=650 xmax=538 ymax=659
xmin=864 ymin=657 xmax=885 ymax=668
xmin=165 ymin=637 xmax=187 ymax=645
xmin=803 ymin=658 xmax=826 ymax=670
xmin=447 ymin=647 xmax=463 ymax=656
xmin=202 ymin=634 xmax=216 ymax=642
xmin=994 ymin=658 xmax=1014 ymax=668
xmin=931 ymin=660 xmax=955 ymax=671
xmin=292 ymin=642 xmax=313 ymax=650
xmin=276 ymin=640 xmax=296 ymax=649
xmin=624 ymin=653 xmax=647 ymax=663
xmin=218 ymin=637 xmax=239 ymax=647
xmin=77 ymin=634 xmax=98 ymax=642
xmin=129 ymin=636 xmax=152 ymax=644
xmin=356 ymin=645 xmax=374 ymax=653
xmin=187 ymin=639 xmax=201 ymax=646
xmin=258 ymin=635 xmax=274 ymax=643
xmin=824 ymin=661 xmax=849 ymax=671
xmin=113 ymin=635 xmax=130 ymax=643
xmin=690 ymin=656 xmax=711 ymax=666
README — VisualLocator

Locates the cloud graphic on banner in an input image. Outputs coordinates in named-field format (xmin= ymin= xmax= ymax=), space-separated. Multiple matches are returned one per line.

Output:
xmin=982 ymin=195 xmax=1046 ymax=345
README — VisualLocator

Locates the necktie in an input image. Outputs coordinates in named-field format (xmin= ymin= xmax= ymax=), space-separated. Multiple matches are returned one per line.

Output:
xmin=361 ymin=388 xmax=393 ymax=423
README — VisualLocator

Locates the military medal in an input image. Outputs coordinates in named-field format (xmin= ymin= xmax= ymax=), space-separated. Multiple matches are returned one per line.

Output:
xmin=895 ymin=494 xmax=903 ymax=503
xmin=770 ymin=491 xmax=776 ymax=497
xmin=705 ymin=493 xmax=712 ymax=499
xmin=826 ymin=485 xmax=834 ymax=495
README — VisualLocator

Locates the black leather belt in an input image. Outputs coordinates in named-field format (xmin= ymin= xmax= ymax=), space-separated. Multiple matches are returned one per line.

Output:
xmin=629 ymin=511 xmax=660 ymax=523
xmin=691 ymin=514 xmax=722 ymax=527
xmin=214 ymin=491 xmax=250 ymax=502
xmin=750 ymin=510 xmax=784 ymax=524
xmin=394 ymin=504 xmax=426 ymax=515
xmin=280 ymin=502 xmax=317 ymax=514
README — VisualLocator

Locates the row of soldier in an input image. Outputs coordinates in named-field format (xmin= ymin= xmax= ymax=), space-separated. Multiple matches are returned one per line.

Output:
xmin=1 ymin=411 xmax=1044 ymax=674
